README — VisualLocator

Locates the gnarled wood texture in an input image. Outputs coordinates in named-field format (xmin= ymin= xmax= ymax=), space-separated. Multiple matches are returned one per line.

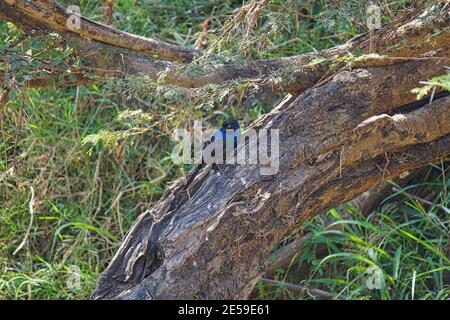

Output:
xmin=91 ymin=60 xmax=450 ymax=299
xmin=0 ymin=1 xmax=448 ymax=94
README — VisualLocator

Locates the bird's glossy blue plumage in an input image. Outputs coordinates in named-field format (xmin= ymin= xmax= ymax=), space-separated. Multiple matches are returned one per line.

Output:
xmin=184 ymin=118 xmax=240 ymax=189
xmin=208 ymin=118 xmax=240 ymax=151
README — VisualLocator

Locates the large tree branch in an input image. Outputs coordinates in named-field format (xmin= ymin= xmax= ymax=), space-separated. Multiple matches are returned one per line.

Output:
xmin=91 ymin=50 xmax=450 ymax=298
xmin=0 ymin=1 xmax=448 ymax=94
xmin=2 ymin=0 xmax=200 ymax=62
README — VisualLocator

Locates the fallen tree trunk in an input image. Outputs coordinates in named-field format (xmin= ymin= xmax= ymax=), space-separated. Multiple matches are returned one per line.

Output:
xmin=91 ymin=61 xmax=450 ymax=299
xmin=1 ymin=0 xmax=449 ymax=300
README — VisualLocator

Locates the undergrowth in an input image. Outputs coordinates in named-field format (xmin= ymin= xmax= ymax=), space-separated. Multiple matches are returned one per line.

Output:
xmin=259 ymin=163 xmax=449 ymax=300
xmin=0 ymin=0 xmax=447 ymax=299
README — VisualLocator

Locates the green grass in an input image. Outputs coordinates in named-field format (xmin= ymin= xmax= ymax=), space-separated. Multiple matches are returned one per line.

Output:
xmin=1 ymin=0 xmax=447 ymax=300
xmin=0 ymin=0 xmax=250 ymax=300
xmin=258 ymin=163 xmax=450 ymax=300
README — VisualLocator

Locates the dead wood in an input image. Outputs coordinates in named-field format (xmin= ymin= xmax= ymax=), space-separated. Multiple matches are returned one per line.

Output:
xmin=91 ymin=61 xmax=450 ymax=299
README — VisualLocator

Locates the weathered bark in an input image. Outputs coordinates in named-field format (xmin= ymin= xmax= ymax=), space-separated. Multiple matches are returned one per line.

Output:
xmin=266 ymin=169 xmax=424 ymax=278
xmin=91 ymin=55 xmax=450 ymax=298
xmin=2 ymin=0 xmax=200 ymax=62
xmin=1 ymin=1 xmax=449 ymax=94
xmin=1 ymin=0 xmax=449 ymax=300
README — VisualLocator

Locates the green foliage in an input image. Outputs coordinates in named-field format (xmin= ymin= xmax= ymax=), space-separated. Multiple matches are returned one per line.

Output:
xmin=209 ymin=0 xmax=423 ymax=58
xmin=0 ymin=0 xmax=253 ymax=299
xmin=260 ymin=164 xmax=450 ymax=300
xmin=0 ymin=0 xmax=447 ymax=300
xmin=412 ymin=71 xmax=450 ymax=100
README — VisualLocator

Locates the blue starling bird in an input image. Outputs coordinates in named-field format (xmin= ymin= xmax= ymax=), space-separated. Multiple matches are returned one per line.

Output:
xmin=184 ymin=117 xmax=240 ymax=189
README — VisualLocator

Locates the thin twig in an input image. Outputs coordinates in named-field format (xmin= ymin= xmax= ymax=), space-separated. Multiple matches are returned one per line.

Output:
xmin=0 ymin=88 xmax=9 ymax=107
xmin=260 ymin=278 xmax=336 ymax=299
xmin=13 ymin=186 xmax=35 ymax=255
xmin=106 ymin=0 xmax=113 ymax=26
xmin=392 ymin=186 xmax=447 ymax=210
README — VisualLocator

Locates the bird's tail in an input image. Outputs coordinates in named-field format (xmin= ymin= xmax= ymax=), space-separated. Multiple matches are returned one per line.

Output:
xmin=183 ymin=163 xmax=204 ymax=189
